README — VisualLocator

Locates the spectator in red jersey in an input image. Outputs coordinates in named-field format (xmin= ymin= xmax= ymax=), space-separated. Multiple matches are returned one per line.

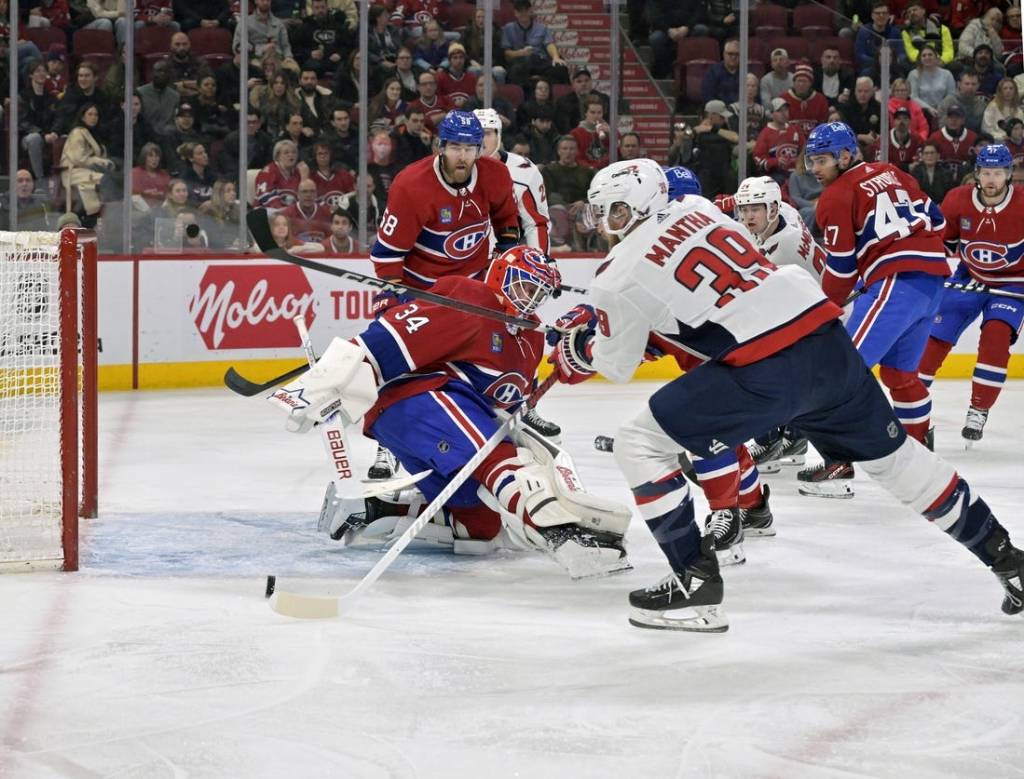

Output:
xmin=27 ymin=0 xmax=71 ymax=31
xmin=282 ymin=177 xmax=333 ymax=243
xmin=869 ymin=105 xmax=921 ymax=168
xmin=408 ymin=70 xmax=454 ymax=131
xmin=437 ymin=44 xmax=476 ymax=107
xmin=44 ymin=45 xmax=66 ymax=97
xmin=569 ymin=95 xmax=611 ymax=169
xmin=753 ymin=98 xmax=805 ymax=186
xmin=782 ymin=63 xmax=829 ymax=134
xmin=889 ymin=77 xmax=931 ymax=141
xmin=132 ymin=142 xmax=171 ymax=210
xmin=254 ymin=139 xmax=307 ymax=208
xmin=308 ymin=140 xmax=354 ymax=207
xmin=927 ymin=103 xmax=977 ymax=179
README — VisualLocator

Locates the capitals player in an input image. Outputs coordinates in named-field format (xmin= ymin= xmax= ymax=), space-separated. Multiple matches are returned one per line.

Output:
xmin=730 ymin=176 xmax=827 ymax=474
xmin=270 ymin=247 xmax=631 ymax=578
xmin=802 ymin=121 xmax=949 ymax=498
xmin=548 ymin=158 xmax=1024 ymax=631
xmin=917 ymin=145 xmax=1024 ymax=444
xmin=370 ymin=111 xmax=521 ymax=291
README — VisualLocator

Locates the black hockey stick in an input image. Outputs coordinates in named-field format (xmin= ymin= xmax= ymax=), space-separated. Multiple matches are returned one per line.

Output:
xmin=223 ymin=363 xmax=309 ymax=397
xmin=944 ymin=280 xmax=1024 ymax=301
xmin=246 ymin=208 xmax=549 ymax=332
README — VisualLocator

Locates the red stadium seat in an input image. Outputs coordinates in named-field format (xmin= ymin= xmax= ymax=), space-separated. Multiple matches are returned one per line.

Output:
xmin=23 ymin=27 xmax=66 ymax=52
xmin=751 ymin=4 xmax=788 ymax=36
xmin=685 ymin=61 xmax=713 ymax=105
xmin=552 ymin=84 xmax=573 ymax=101
xmin=793 ymin=4 xmax=837 ymax=36
xmin=496 ymin=83 xmax=524 ymax=108
xmin=201 ymin=53 xmax=232 ymax=70
xmin=188 ymin=27 xmax=232 ymax=56
xmin=135 ymin=26 xmax=174 ymax=57
xmin=444 ymin=2 xmax=477 ymax=31
xmin=72 ymin=29 xmax=114 ymax=59
xmin=677 ymin=37 xmax=720 ymax=63
xmin=764 ymin=36 xmax=810 ymax=62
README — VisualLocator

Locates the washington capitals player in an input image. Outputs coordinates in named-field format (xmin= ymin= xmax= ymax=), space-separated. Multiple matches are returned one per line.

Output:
xmin=548 ymin=158 xmax=1024 ymax=632
xmin=802 ymin=121 xmax=950 ymax=498
xmin=270 ymin=247 xmax=631 ymax=578
xmin=369 ymin=111 xmax=521 ymax=290
xmin=917 ymin=144 xmax=1024 ymax=444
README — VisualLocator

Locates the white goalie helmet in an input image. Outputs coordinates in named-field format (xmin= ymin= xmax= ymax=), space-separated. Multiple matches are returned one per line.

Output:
xmin=586 ymin=158 xmax=670 ymax=236
xmin=735 ymin=176 xmax=782 ymax=215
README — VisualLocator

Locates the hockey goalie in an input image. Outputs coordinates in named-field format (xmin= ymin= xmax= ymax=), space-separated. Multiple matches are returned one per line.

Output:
xmin=267 ymin=246 xmax=632 ymax=579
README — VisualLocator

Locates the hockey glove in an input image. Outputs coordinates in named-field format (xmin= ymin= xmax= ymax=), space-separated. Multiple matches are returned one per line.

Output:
xmin=370 ymin=285 xmax=411 ymax=318
xmin=713 ymin=194 xmax=736 ymax=215
xmin=545 ymin=304 xmax=596 ymax=346
xmin=549 ymin=326 xmax=596 ymax=384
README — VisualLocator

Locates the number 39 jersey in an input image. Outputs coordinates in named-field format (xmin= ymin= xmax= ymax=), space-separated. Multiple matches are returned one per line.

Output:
xmin=588 ymin=197 xmax=843 ymax=383
xmin=816 ymin=161 xmax=949 ymax=305
xmin=354 ymin=276 xmax=545 ymax=428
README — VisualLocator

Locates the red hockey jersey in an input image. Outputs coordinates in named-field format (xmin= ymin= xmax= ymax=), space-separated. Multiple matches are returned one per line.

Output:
xmin=280 ymin=201 xmax=333 ymax=243
xmin=753 ymin=122 xmax=805 ymax=177
xmin=254 ymin=162 xmax=302 ymax=209
xmin=437 ymin=68 xmax=476 ymax=107
xmin=312 ymin=166 xmax=355 ymax=208
xmin=941 ymin=184 xmax=1024 ymax=286
xmin=927 ymin=127 xmax=977 ymax=178
xmin=782 ymin=90 xmax=830 ymax=135
xmin=355 ymin=276 xmax=545 ymax=428
xmin=869 ymin=130 xmax=921 ymax=170
xmin=370 ymin=154 xmax=518 ymax=288
xmin=816 ymin=161 xmax=949 ymax=304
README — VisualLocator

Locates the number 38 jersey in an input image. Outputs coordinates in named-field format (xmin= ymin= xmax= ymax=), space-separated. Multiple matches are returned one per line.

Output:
xmin=588 ymin=197 xmax=843 ymax=383
xmin=815 ymin=161 xmax=949 ymax=305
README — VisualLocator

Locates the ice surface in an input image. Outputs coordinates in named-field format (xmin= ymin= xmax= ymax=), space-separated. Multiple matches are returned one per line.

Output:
xmin=1 ymin=381 xmax=1023 ymax=779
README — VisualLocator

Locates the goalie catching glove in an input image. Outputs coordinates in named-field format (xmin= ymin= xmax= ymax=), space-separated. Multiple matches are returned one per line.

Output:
xmin=266 ymin=338 xmax=378 ymax=433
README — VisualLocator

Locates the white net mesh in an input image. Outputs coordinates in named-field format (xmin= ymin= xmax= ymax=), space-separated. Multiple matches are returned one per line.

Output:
xmin=0 ymin=231 xmax=77 ymax=570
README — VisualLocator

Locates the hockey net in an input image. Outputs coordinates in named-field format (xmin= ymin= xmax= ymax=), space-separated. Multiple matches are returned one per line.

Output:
xmin=0 ymin=230 xmax=97 ymax=572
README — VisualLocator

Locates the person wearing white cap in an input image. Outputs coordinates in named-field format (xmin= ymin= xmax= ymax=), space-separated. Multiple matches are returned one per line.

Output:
xmin=694 ymin=100 xmax=739 ymax=196
xmin=753 ymin=97 xmax=804 ymax=186
xmin=759 ymin=48 xmax=792 ymax=107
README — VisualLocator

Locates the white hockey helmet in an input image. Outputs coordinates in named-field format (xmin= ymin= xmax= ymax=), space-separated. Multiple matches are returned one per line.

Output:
xmin=586 ymin=158 xmax=669 ymax=236
xmin=735 ymin=176 xmax=782 ymax=212
xmin=473 ymin=108 xmax=502 ymax=146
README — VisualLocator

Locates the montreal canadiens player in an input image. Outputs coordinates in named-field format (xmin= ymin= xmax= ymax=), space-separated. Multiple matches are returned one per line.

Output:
xmin=663 ymin=166 xmax=703 ymax=200
xmin=269 ymin=246 xmax=632 ymax=579
xmin=917 ymin=144 xmax=1024 ymax=444
xmin=802 ymin=121 xmax=950 ymax=498
xmin=728 ymin=176 xmax=827 ymax=474
xmin=548 ymin=158 xmax=1024 ymax=632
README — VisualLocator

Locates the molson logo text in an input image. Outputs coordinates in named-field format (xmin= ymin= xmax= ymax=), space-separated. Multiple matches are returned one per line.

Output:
xmin=191 ymin=265 xmax=316 ymax=349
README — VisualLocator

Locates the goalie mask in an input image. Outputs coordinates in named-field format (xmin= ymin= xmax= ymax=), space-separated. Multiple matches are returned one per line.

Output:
xmin=485 ymin=246 xmax=561 ymax=316
xmin=585 ymin=158 xmax=669 ymax=237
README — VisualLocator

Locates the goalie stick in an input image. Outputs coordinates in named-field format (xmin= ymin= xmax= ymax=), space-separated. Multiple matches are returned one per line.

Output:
xmin=268 ymin=373 xmax=559 ymax=620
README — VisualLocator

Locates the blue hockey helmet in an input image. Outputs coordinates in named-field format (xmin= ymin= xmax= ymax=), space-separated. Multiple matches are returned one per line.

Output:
xmin=804 ymin=121 xmax=859 ymax=160
xmin=437 ymin=110 xmax=484 ymax=147
xmin=663 ymin=166 xmax=702 ymax=199
xmin=975 ymin=143 xmax=1013 ymax=170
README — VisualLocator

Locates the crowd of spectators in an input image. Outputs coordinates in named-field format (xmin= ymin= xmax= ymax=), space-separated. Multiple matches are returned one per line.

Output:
xmin=1 ymin=0 xmax=1022 ymax=251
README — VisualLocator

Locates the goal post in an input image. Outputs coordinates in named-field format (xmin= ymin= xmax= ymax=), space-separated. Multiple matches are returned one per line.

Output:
xmin=0 ymin=229 xmax=98 ymax=573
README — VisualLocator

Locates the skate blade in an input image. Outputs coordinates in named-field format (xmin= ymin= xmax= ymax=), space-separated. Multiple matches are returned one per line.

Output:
xmin=797 ymin=483 xmax=855 ymax=499
xmin=756 ymin=461 xmax=782 ymax=474
xmin=743 ymin=525 xmax=776 ymax=538
xmin=715 ymin=541 xmax=746 ymax=566
xmin=779 ymin=454 xmax=806 ymax=467
xmin=569 ymin=558 xmax=633 ymax=580
xmin=628 ymin=605 xmax=729 ymax=633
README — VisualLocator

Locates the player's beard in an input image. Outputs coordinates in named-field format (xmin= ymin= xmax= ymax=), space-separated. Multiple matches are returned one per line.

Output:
xmin=442 ymin=155 xmax=473 ymax=185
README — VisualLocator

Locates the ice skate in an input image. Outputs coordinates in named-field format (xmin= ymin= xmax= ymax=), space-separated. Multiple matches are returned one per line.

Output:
xmin=367 ymin=445 xmax=398 ymax=480
xmin=797 ymin=461 xmax=855 ymax=498
xmin=740 ymin=485 xmax=775 ymax=537
xmin=628 ymin=538 xmax=728 ymax=632
xmin=704 ymin=508 xmax=745 ymax=565
xmin=961 ymin=406 xmax=988 ymax=447
xmin=776 ymin=435 xmax=808 ymax=466
xmin=521 ymin=406 xmax=562 ymax=442
xmin=536 ymin=525 xmax=632 ymax=579
xmin=748 ymin=436 xmax=784 ymax=474
xmin=987 ymin=529 xmax=1024 ymax=616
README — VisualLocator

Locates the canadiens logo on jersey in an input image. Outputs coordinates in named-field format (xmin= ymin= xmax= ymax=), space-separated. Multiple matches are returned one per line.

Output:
xmin=485 ymin=372 xmax=531 ymax=408
xmin=443 ymin=220 xmax=492 ymax=260
xmin=964 ymin=241 xmax=1009 ymax=269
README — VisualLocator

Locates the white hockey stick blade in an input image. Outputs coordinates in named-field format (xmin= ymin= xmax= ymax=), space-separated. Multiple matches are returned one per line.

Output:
xmin=360 ymin=470 xmax=430 ymax=498
xmin=270 ymin=591 xmax=340 ymax=619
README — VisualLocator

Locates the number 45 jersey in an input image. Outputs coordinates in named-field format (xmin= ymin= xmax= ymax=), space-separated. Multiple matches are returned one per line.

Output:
xmin=815 ymin=161 xmax=949 ymax=305
xmin=588 ymin=197 xmax=843 ymax=383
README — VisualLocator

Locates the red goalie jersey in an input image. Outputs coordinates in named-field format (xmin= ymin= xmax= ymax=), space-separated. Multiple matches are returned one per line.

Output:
xmin=816 ymin=161 xmax=949 ymax=304
xmin=941 ymin=184 xmax=1024 ymax=286
xmin=370 ymin=155 xmax=519 ymax=288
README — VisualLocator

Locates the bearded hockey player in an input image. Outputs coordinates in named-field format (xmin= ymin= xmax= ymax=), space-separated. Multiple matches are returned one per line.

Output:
xmin=917 ymin=144 xmax=1024 ymax=445
xmin=269 ymin=246 xmax=632 ymax=580
xmin=548 ymin=158 xmax=1024 ymax=632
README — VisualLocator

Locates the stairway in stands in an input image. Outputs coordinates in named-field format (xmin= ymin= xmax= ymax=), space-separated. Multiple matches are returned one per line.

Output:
xmin=532 ymin=0 xmax=673 ymax=163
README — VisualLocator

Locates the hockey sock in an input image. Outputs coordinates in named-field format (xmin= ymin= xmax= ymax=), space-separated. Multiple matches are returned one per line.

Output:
xmin=923 ymin=477 xmax=1005 ymax=566
xmin=475 ymin=441 xmax=532 ymax=526
xmin=644 ymin=493 xmax=702 ymax=573
xmin=881 ymin=366 xmax=931 ymax=444
xmin=450 ymin=504 xmax=503 ymax=540
xmin=917 ymin=337 xmax=953 ymax=388
xmin=971 ymin=321 xmax=1012 ymax=410
xmin=736 ymin=445 xmax=763 ymax=510
xmin=693 ymin=450 xmax=740 ymax=511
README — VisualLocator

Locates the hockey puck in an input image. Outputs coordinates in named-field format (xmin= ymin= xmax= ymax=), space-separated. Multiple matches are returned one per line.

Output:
xmin=265 ymin=575 xmax=276 ymax=599
xmin=594 ymin=435 xmax=615 ymax=453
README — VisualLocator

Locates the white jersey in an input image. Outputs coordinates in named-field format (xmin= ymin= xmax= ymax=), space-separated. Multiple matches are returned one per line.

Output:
xmin=501 ymin=150 xmax=551 ymax=253
xmin=588 ymin=196 xmax=842 ymax=383
xmin=758 ymin=202 xmax=827 ymax=280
